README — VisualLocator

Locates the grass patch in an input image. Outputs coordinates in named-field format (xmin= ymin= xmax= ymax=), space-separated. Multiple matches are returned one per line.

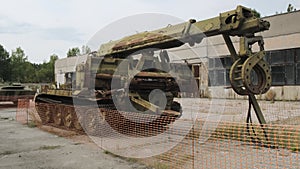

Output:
xmin=291 ymin=146 xmax=300 ymax=152
xmin=207 ymin=122 xmax=300 ymax=152
xmin=127 ymin=157 xmax=138 ymax=164
xmin=103 ymin=150 xmax=139 ymax=164
xmin=27 ymin=121 xmax=37 ymax=128
xmin=0 ymin=150 xmax=14 ymax=156
xmin=151 ymin=162 xmax=170 ymax=169
xmin=38 ymin=145 xmax=61 ymax=150
xmin=183 ymin=120 xmax=300 ymax=152
xmin=103 ymin=150 xmax=118 ymax=157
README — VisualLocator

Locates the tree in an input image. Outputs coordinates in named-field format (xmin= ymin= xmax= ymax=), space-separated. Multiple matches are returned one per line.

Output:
xmin=0 ymin=45 xmax=60 ymax=83
xmin=10 ymin=47 xmax=27 ymax=63
xmin=67 ymin=47 xmax=80 ymax=57
xmin=0 ymin=44 xmax=10 ymax=82
xmin=49 ymin=54 xmax=58 ymax=64
xmin=287 ymin=3 xmax=296 ymax=12
xmin=81 ymin=45 xmax=91 ymax=55
xmin=0 ymin=44 xmax=9 ymax=61
xmin=10 ymin=47 xmax=28 ymax=82
xmin=48 ymin=54 xmax=58 ymax=82
xmin=252 ymin=9 xmax=261 ymax=18
xmin=22 ymin=61 xmax=35 ymax=82
xmin=34 ymin=54 xmax=58 ymax=83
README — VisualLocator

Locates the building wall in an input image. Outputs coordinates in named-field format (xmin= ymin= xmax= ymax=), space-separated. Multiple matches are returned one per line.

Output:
xmin=171 ymin=11 xmax=300 ymax=100
xmin=54 ymin=54 xmax=88 ymax=87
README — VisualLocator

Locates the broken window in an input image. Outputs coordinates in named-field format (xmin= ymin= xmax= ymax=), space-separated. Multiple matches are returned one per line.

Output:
xmin=207 ymin=47 xmax=300 ymax=87
xmin=297 ymin=63 xmax=300 ymax=85
xmin=286 ymin=64 xmax=295 ymax=85
xmin=296 ymin=48 xmax=300 ymax=63
xmin=270 ymin=50 xmax=285 ymax=64
xmin=269 ymin=48 xmax=298 ymax=85
xmin=208 ymin=69 xmax=228 ymax=86
xmin=271 ymin=66 xmax=285 ymax=85
xmin=208 ymin=57 xmax=231 ymax=86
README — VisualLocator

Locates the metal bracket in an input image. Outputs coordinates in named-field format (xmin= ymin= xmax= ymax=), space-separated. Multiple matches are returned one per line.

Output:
xmin=239 ymin=36 xmax=265 ymax=56
xmin=224 ymin=35 xmax=271 ymax=125
xmin=228 ymin=36 xmax=271 ymax=95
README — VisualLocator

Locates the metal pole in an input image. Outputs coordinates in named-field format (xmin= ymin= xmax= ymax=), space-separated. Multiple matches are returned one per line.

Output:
xmin=248 ymin=94 xmax=266 ymax=124
xmin=26 ymin=99 xmax=29 ymax=125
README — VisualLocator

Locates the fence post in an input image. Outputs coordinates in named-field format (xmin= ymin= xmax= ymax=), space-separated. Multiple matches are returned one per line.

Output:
xmin=16 ymin=99 xmax=30 ymax=124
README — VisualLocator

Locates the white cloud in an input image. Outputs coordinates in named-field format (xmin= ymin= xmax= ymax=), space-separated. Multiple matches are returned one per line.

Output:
xmin=0 ymin=0 xmax=299 ymax=63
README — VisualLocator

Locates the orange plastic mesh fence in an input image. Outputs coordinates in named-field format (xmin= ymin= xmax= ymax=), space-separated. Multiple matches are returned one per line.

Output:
xmin=16 ymin=99 xmax=30 ymax=124
xmin=142 ymin=122 xmax=300 ymax=169
xmin=29 ymin=98 xmax=299 ymax=169
xmin=16 ymin=99 xmax=41 ymax=125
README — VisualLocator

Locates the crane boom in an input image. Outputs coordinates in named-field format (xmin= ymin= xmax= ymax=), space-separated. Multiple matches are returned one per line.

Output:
xmin=98 ymin=5 xmax=269 ymax=56
xmin=98 ymin=5 xmax=271 ymax=125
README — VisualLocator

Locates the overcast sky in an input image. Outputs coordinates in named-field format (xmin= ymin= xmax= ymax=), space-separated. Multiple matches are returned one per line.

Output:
xmin=0 ymin=0 xmax=299 ymax=63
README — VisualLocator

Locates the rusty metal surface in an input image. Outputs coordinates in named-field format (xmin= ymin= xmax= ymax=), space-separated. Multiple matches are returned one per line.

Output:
xmin=0 ymin=85 xmax=35 ymax=104
xmin=34 ymin=5 xmax=273 ymax=151
xmin=35 ymin=102 xmax=178 ymax=137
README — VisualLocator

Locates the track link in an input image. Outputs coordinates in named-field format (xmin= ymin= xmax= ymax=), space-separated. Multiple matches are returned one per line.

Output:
xmin=35 ymin=102 xmax=178 ymax=137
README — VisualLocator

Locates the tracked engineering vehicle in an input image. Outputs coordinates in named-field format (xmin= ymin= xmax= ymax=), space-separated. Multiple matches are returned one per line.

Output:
xmin=35 ymin=6 xmax=271 ymax=136
xmin=0 ymin=83 xmax=35 ymax=105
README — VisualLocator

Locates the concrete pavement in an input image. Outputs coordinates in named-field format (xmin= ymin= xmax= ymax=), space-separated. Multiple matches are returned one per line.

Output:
xmin=0 ymin=107 xmax=149 ymax=169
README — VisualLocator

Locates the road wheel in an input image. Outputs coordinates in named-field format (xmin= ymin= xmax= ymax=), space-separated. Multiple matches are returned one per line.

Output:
xmin=82 ymin=109 xmax=99 ymax=136
xmin=73 ymin=107 xmax=84 ymax=131
xmin=53 ymin=106 xmax=63 ymax=126
xmin=73 ymin=115 xmax=83 ymax=131
xmin=45 ymin=105 xmax=52 ymax=123
xmin=63 ymin=107 xmax=73 ymax=128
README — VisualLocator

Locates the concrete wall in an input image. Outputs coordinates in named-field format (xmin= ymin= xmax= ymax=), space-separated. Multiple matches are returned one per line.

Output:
xmin=208 ymin=86 xmax=300 ymax=101
xmin=54 ymin=54 xmax=88 ymax=86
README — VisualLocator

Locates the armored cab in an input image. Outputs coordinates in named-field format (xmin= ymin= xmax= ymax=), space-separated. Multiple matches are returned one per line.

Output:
xmin=35 ymin=50 xmax=182 ymax=136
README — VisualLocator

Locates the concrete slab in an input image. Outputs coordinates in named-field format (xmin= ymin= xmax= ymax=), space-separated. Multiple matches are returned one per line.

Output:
xmin=0 ymin=108 xmax=149 ymax=169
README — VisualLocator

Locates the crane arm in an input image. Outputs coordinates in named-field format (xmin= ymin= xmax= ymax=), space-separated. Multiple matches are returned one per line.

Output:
xmin=98 ymin=5 xmax=269 ymax=56
xmin=98 ymin=5 xmax=271 ymax=125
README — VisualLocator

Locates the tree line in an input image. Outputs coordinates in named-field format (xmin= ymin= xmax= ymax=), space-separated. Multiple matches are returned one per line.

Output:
xmin=0 ymin=44 xmax=91 ymax=84
xmin=0 ymin=44 xmax=58 ymax=83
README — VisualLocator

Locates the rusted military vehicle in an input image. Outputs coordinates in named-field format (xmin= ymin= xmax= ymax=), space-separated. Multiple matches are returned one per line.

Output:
xmin=0 ymin=83 xmax=35 ymax=105
xmin=35 ymin=6 xmax=271 ymax=136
